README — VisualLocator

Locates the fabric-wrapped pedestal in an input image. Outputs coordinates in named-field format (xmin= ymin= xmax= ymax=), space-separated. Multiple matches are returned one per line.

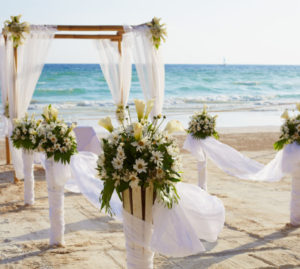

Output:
xmin=197 ymin=157 xmax=207 ymax=191
xmin=122 ymin=185 xmax=154 ymax=269
xmin=291 ymin=166 xmax=300 ymax=226
xmin=45 ymin=157 xmax=70 ymax=245
xmin=22 ymin=149 xmax=35 ymax=205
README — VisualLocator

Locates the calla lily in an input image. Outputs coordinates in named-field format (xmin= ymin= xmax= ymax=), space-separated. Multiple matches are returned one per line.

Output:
xmin=134 ymin=99 xmax=145 ymax=121
xmin=43 ymin=105 xmax=49 ymax=120
xmin=281 ymin=109 xmax=289 ymax=120
xmin=133 ymin=122 xmax=143 ymax=140
xmin=164 ymin=120 xmax=185 ymax=134
xmin=98 ymin=117 xmax=114 ymax=132
xmin=50 ymin=106 xmax=58 ymax=121
xmin=144 ymin=99 xmax=155 ymax=119
xmin=296 ymin=103 xmax=300 ymax=112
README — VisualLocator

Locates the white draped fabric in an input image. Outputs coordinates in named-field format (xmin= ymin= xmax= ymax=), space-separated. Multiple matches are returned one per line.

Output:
xmin=0 ymin=36 xmax=10 ymax=136
xmin=291 ymin=166 xmax=300 ymax=226
xmin=22 ymin=150 xmax=35 ymax=205
xmin=124 ymin=25 xmax=165 ymax=117
xmin=184 ymin=134 xmax=300 ymax=182
xmin=197 ymin=158 xmax=208 ymax=190
xmin=1 ymin=26 xmax=56 ymax=178
xmin=95 ymin=33 xmax=132 ymax=106
xmin=45 ymin=157 xmax=71 ymax=245
xmin=69 ymin=151 xmax=225 ymax=258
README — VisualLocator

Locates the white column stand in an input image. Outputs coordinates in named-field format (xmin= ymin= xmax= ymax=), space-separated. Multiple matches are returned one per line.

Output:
xmin=197 ymin=153 xmax=207 ymax=191
xmin=290 ymin=166 xmax=300 ymax=226
xmin=45 ymin=158 xmax=65 ymax=246
xmin=22 ymin=149 xmax=35 ymax=205
xmin=123 ymin=185 xmax=154 ymax=269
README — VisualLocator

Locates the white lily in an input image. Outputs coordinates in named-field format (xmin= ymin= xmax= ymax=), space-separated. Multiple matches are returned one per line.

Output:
xmin=98 ymin=117 xmax=114 ymax=132
xmin=133 ymin=122 xmax=143 ymax=140
xmin=164 ymin=120 xmax=185 ymax=134
xmin=281 ymin=109 xmax=289 ymax=120
xmin=144 ymin=99 xmax=154 ymax=119
xmin=134 ymin=99 xmax=145 ymax=121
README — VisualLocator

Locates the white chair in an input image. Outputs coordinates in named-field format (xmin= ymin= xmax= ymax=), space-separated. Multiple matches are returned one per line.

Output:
xmin=73 ymin=126 xmax=101 ymax=155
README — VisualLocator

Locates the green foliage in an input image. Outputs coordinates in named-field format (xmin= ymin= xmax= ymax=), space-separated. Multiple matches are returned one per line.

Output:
xmin=274 ymin=114 xmax=300 ymax=151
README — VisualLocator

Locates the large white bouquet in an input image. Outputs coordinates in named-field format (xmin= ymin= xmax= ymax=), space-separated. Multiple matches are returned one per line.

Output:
xmin=11 ymin=113 xmax=43 ymax=151
xmin=187 ymin=105 xmax=219 ymax=140
xmin=97 ymin=100 xmax=184 ymax=215
xmin=37 ymin=105 xmax=77 ymax=164
xmin=274 ymin=104 xmax=300 ymax=150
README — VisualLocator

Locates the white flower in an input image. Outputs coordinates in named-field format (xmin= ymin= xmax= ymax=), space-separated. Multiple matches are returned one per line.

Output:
xmin=151 ymin=151 xmax=163 ymax=166
xmin=16 ymin=129 xmax=20 ymax=135
xmin=28 ymin=128 xmax=34 ymax=134
xmin=60 ymin=146 xmax=67 ymax=153
xmin=98 ymin=117 xmax=114 ymax=132
xmin=114 ymin=179 xmax=121 ymax=187
xmin=112 ymin=172 xmax=121 ymax=181
xmin=112 ymin=157 xmax=123 ymax=170
xmin=164 ymin=120 xmax=185 ymax=134
xmin=129 ymin=172 xmax=140 ymax=188
xmin=117 ymin=148 xmax=126 ymax=160
xmin=53 ymin=143 xmax=61 ymax=150
xmin=133 ymin=158 xmax=147 ymax=173
xmin=281 ymin=109 xmax=289 ymax=120
xmin=133 ymin=122 xmax=143 ymax=140
xmin=131 ymin=138 xmax=149 ymax=152
xmin=50 ymin=135 xmax=57 ymax=144
xmin=134 ymin=99 xmax=145 ymax=121
xmin=97 ymin=154 xmax=105 ymax=166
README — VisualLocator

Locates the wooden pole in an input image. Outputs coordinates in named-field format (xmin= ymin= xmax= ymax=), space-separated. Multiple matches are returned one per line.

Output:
xmin=5 ymin=136 xmax=10 ymax=164
xmin=3 ymin=35 xmax=11 ymax=165
xmin=13 ymin=47 xmax=19 ymax=184
xmin=117 ymin=32 xmax=123 ymax=105
xmin=56 ymin=25 xmax=124 ymax=31
xmin=54 ymin=34 xmax=122 ymax=40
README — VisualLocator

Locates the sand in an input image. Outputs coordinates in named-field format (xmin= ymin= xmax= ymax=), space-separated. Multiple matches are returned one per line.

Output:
xmin=0 ymin=130 xmax=300 ymax=269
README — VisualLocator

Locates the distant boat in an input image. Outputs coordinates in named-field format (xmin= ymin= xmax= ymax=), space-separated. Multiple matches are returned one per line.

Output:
xmin=223 ymin=57 xmax=226 ymax=66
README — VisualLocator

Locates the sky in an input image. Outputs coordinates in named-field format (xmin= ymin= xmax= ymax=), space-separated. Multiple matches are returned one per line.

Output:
xmin=1 ymin=0 xmax=300 ymax=65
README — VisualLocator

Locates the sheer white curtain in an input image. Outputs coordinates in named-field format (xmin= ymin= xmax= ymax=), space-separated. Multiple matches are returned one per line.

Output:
xmin=4 ymin=25 xmax=56 ymax=178
xmin=0 ymin=35 xmax=12 ymax=136
xmin=95 ymin=33 xmax=132 ymax=106
xmin=125 ymin=25 xmax=165 ymax=117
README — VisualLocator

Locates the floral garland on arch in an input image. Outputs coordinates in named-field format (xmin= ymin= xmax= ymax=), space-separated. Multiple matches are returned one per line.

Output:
xmin=147 ymin=17 xmax=167 ymax=49
xmin=37 ymin=105 xmax=77 ymax=164
xmin=187 ymin=105 xmax=219 ymax=140
xmin=274 ymin=104 xmax=300 ymax=150
xmin=3 ymin=15 xmax=30 ymax=48
xmin=11 ymin=113 xmax=43 ymax=151
xmin=97 ymin=99 xmax=184 ymax=215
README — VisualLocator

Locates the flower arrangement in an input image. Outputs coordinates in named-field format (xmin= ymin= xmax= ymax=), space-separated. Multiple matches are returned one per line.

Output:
xmin=187 ymin=105 xmax=219 ymax=140
xmin=147 ymin=17 xmax=167 ymax=49
xmin=3 ymin=15 xmax=30 ymax=48
xmin=97 ymin=99 xmax=184 ymax=215
xmin=11 ymin=113 xmax=43 ymax=151
xmin=4 ymin=102 xmax=9 ymax=118
xmin=37 ymin=105 xmax=77 ymax=164
xmin=274 ymin=104 xmax=300 ymax=150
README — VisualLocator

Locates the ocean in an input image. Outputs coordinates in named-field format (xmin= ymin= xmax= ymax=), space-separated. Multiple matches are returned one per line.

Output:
xmin=1 ymin=64 xmax=300 ymax=133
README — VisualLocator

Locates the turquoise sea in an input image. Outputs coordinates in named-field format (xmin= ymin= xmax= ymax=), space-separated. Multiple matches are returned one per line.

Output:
xmin=1 ymin=64 xmax=300 ymax=133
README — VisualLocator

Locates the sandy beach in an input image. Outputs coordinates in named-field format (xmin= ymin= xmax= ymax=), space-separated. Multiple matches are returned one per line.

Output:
xmin=0 ymin=129 xmax=300 ymax=269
